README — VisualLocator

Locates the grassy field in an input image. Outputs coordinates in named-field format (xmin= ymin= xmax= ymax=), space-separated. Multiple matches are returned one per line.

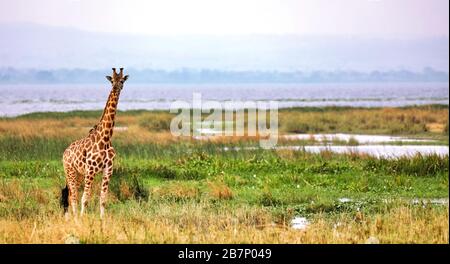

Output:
xmin=0 ymin=105 xmax=448 ymax=243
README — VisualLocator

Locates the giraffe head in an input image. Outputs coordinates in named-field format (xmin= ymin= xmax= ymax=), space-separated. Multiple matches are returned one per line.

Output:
xmin=105 ymin=68 xmax=129 ymax=91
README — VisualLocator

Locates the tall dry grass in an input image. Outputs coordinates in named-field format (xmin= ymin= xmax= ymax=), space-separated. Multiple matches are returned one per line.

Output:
xmin=0 ymin=204 xmax=447 ymax=244
xmin=1 ymin=106 xmax=447 ymax=145
xmin=279 ymin=106 xmax=449 ymax=135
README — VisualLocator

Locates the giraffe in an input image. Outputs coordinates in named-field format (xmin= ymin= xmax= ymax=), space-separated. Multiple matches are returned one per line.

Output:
xmin=61 ymin=68 xmax=129 ymax=219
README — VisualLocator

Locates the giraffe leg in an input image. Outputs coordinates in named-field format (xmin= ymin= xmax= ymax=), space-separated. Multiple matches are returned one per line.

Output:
xmin=80 ymin=170 xmax=96 ymax=216
xmin=64 ymin=166 xmax=79 ymax=218
xmin=100 ymin=163 xmax=113 ymax=219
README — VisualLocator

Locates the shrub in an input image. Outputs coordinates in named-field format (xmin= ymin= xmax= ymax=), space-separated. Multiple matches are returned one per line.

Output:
xmin=207 ymin=181 xmax=233 ymax=200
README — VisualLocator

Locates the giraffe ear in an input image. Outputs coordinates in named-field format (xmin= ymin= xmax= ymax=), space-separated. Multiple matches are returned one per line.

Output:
xmin=106 ymin=76 xmax=113 ymax=82
xmin=123 ymin=75 xmax=129 ymax=81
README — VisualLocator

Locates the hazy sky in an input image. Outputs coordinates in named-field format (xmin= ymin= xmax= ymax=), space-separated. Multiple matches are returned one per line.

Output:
xmin=1 ymin=0 xmax=448 ymax=36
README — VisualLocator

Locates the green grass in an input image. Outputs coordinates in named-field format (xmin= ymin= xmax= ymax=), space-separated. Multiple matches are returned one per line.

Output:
xmin=0 ymin=106 xmax=448 ymax=243
xmin=0 ymin=148 xmax=447 ymax=217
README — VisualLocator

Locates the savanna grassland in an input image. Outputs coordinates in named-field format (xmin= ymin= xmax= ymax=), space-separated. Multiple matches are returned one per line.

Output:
xmin=0 ymin=105 xmax=448 ymax=243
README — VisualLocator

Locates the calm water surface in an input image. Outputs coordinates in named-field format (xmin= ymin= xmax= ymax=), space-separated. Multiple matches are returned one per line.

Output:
xmin=0 ymin=82 xmax=448 ymax=116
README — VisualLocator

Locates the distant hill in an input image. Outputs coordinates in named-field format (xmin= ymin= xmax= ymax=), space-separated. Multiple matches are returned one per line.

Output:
xmin=0 ymin=67 xmax=448 ymax=84
xmin=0 ymin=23 xmax=449 ymax=72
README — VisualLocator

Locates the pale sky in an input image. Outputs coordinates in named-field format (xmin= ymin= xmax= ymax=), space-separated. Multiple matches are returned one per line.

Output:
xmin=1 ymin=0 xmax=448 ymax=37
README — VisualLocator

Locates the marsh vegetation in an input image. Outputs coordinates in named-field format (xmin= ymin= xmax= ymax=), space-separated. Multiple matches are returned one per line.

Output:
xmin=0 ymin=105 xmax=448 ymax=243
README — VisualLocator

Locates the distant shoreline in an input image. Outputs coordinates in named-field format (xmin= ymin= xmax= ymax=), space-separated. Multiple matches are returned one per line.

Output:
xmin=0 ymin=68 xmax=448 ymax=84
xmin=3 ymin=104 xmax=448 ymax=119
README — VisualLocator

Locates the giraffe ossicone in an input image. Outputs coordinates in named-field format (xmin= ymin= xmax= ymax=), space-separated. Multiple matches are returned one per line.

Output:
xmin=61 ymin=68 xmax=129 ymax=219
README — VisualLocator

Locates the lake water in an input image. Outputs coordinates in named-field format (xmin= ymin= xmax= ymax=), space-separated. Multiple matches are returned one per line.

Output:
xmin=0 ymin=82 xmax=448 ymax=117
xmin=223 ymin=145 xmax=449 ymax=159
xmin=282 ymin=133 xmax=436 ymax=143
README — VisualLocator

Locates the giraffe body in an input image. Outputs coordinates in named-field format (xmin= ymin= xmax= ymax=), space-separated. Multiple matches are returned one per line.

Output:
xmin=61 ymin=68 xmax=128 ymax=218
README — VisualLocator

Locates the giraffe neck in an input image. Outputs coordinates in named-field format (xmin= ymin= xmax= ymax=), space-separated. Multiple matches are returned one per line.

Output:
xmin=96 ymin=89 xmax=120 ymax=141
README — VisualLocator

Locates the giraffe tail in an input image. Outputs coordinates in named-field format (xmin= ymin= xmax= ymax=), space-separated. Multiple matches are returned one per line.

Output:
xmin=60 ymin=185 xmax=69 ymax=213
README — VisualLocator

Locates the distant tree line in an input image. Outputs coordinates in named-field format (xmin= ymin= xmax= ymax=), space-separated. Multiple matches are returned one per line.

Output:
xmin=0 ymin=67 xmax=447 ymax=84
